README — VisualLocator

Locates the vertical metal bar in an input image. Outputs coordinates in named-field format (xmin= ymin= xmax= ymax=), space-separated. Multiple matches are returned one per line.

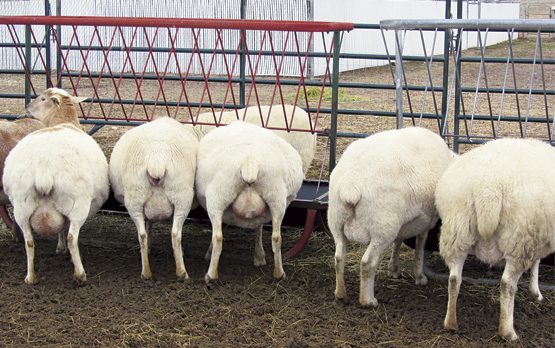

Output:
xmin=56 ymin=0 xmax=62 ymax=88
xmin=453 ymin=0 xmax=463 ymax=151
xmin=45 ymin=0 xmax=51 ymax=89
xmin=239 ymin=0 xmax=246 ymax=107
xmin=453 ymin=29 xmax=462 ymax=145
xmin=395 ymin=29 xmax=403 ymax=129
xmin=25 ymin=25 xmax=32 ymax=106
xmin=307 ymin=0 xmax=314 ymax=79
xmin=442 ymin=0 xmax=452 ymax=150
xmin=329 ymin=30 xmax=341 ymax=174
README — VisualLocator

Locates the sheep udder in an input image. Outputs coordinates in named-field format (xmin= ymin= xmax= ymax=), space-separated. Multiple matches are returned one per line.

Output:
xmin=143 ymin=191 xmax=174 ymax=221
xmin=29 ymin=200 xmax=67 ymax=236
xmin=231 ymin=187 xmax=266 ymax=219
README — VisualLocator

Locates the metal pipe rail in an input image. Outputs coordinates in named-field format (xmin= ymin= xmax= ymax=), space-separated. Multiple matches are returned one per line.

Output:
xmin=0 ymin=16 xmax=352 ymax=136
xmin=380 ymin=19 xmax=555 ymax=152
xmin=0 ymin=16 xmax=353 ymax=32
xmin=381 ymin=19 xmax=555 ymax=32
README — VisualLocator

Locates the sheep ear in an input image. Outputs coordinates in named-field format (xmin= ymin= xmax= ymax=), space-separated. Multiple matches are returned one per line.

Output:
xmin=50 ymin=95 xmax=62 ymax=107
xmin=70 ymin=96 xmax=88 ymax=104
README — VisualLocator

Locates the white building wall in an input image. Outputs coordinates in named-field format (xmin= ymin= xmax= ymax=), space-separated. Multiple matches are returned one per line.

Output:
xmin=0 ymin=0 xmax=522 ymax=76
xmin=311 ymin=0 xmax=521 ymax=75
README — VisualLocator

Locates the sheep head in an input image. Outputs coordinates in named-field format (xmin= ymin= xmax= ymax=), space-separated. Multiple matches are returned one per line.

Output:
xmin=26 ymin=88 xmax=87 ymax=128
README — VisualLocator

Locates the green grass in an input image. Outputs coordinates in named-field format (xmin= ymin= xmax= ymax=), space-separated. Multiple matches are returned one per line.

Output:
xmin=290 ymin=86 xmax=368 ymax=103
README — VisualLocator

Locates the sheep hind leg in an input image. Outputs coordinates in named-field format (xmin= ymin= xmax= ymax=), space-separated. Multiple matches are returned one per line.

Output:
xmin=359 ymin=235 xmax=394 ymax=307
xmin=412 ymin=230 xmax=429 ymax=285
xmin=443 ymin=251 xmax=467 ymax=331
xmin=528 ymin=259 xmax=543 ymax=302
xmin=271 ymin=217 xmax=286 ymax=280
xmin=387 ymin=239 xmax=402 ymax=279
xmin=205 ymin=216 xmax=223 ymax=284
xmin=130 ymin=213 xmax=152 ymax=280
xmin=66 ymin=219 xmax=87 ymax=284
xmin=56 ymin=230 xmax=67 ymax=254
xmin=11 ymin=222 xmax=23 ymax=243
xmin=21 ymin=222 xmax=37 ymax=285
xmin=499 ymin=261 xmax=523 ymax=341
xmin=146 ymin=219 xmax=153 ymax=255
xmin=334 ymin=233 xmax=348 ymax=301
xmin=205 ymin=242 xmax=212 ymax=262
xmin=171 ymin=211 xmax=189 ymax=281
xmin=253 ymin=224 xmax=266 ymax=267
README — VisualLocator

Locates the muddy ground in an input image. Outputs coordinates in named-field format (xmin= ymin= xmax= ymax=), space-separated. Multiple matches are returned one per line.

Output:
xmin=0 ymin=212 xmax=553 ymax=348
xmin=0 ymin=37 xmax=554 ymax=347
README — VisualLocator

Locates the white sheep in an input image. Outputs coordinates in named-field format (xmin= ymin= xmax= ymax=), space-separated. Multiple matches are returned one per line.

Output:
xmin=435 ymin=138 xmax=555 ymax=341
xmin=191 ymin=104 xmax=317 ymax=176
xmin=109 ymin=116 xmax=199 ymax=281
xmin=0 ymin=118 xmax=46 ymax=240
xmin=328 ymin=127 xmax=454 ymax=307
xmin=0 ymin=88 xmax=86 ymax=241
xmin=25 ymin=87 xmax=85 ymax=128
xmin=195 ymin=121 xmax=303 ymax=283
xmin=2 ymin=89 xmax=108 ymax=285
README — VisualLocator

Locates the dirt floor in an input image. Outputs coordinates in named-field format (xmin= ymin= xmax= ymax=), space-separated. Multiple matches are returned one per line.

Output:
xmin=0 ymin=213 xmax=553 ymax=348
xmin=0 ymin=37 xmax=554 ymax=347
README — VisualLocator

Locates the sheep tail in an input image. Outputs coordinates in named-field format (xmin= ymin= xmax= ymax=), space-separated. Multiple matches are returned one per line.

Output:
xmin=240 ymin=155 xmax=259 ymax=185
xmin=146 ymin=157 xmax=167 ymax=186
xmin=339 ymin=184 xmax=361 ymax=211
xmin=474 ymin=186 xmax=502 ymax=239
xmin=34 ymin=172 xmax=54 ymax=196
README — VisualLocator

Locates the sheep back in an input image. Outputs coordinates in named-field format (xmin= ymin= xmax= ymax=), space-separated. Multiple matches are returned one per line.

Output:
xmin=241 ymin=105 xmax=317 ymax=175
xmin=436 ymin=138 xmax=555 ymax=269
xmin=109 ymin=117 xmax=198 ymax=219
xmin=192 ymin=105 xmax=317 ymax=175
xmin=328 ymin=127 xmax=454 ymax=245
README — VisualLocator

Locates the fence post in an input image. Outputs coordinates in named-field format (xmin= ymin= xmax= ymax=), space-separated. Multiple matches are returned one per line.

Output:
xmin=56 ymin=0 xmax=62 ymax=88
xmin=329 ymin=30 xmax=341 ymax=173
xmin=395 ymin=29 xmax=403 ymax=129
xmin=307 ymin=0 xmax=314 ymax=79
xmin=239 ymin=0 xmax=246 ymax=108
xmin=45 ymin=0 xmax=51 ymax=89
xmin=25 ymin=25 xmax=31 ymax=106
xmin=441 ymin=1 xmax=452 ymax=148
xmin=453 ymin=0 xmax=464 ymax=153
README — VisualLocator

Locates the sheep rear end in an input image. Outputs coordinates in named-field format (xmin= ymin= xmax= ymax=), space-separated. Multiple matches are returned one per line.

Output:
xmin=29 ymin=199 xmax=68 ymax=236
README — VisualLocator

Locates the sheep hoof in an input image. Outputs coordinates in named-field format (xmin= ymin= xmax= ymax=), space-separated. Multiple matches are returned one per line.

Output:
xmin=334 ymin=295 xmax=349 ymax=305
xmin=253 ymin=257 xmax=266 ymax=267
xmin=56 ymin=246 xmax=68 ymax=254
xmin=73 ymin=273 xmax=87 ymax=286
xmin=359 ymin=298 xmax=378 ymax=308
xmin=205 ymin=277 xmax=224 ymax=289
xmin=204 ymin=274 xmax=218 ymax=285
xmin=500 ymin=330 xmax=518 ymax=342
xmin=176 ymin=273 xmax=190 ymax=282
xmin=24 ymin=275 xmax=37 ymax=285
xmin=530 ymin=291 xmax=544 ymax=302
xmin=415 ymin=274 xmax=428 ymax=286
xmin=273 ymin=270 xmax=286 ymax=280
xmin=444 ymin=318 xmax=458 ymax=331
xmin=387 ymin=268 xmax=400 ymax=279
xmin=141 ymin=273 xmax=153 ymax=281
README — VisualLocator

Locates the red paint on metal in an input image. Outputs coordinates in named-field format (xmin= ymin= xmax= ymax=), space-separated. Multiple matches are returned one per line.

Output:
xmin=0 ymin=16 xmax=354 ymax=32
xmin=283 ymin=209 xmax=318 ymax=260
